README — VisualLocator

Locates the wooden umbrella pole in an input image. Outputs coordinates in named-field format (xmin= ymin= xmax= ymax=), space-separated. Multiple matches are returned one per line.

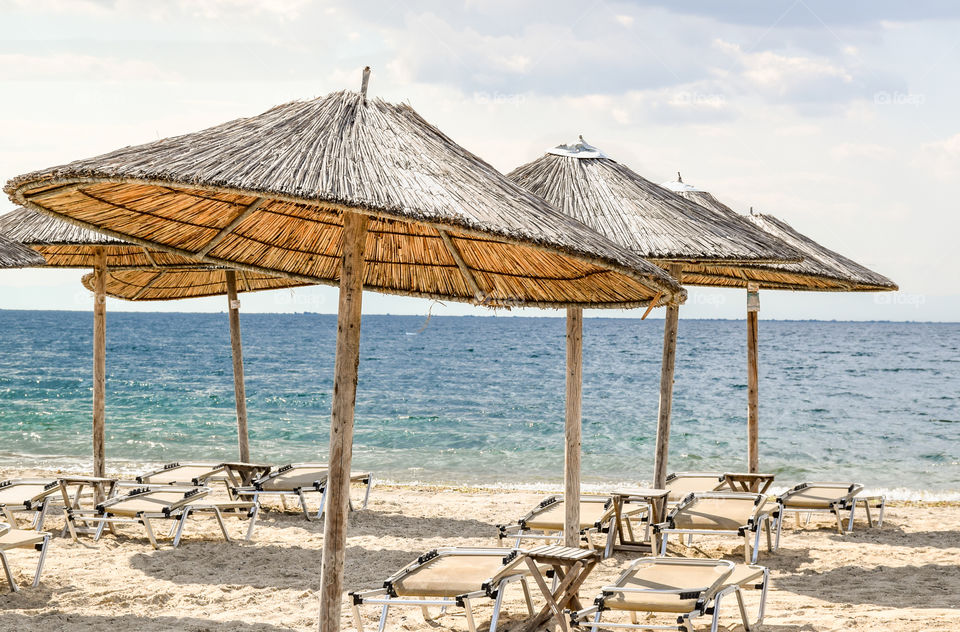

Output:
xmin=318 ymin=211 xmax=368 ymax=632
xmin=652 ymin=263 xmax=683 ymax=490
xmin=564 ymin=306 xmax=583 ymax=547
xmin=92 ymin=247 xmax=107 ymax=487
xmin=746 ymin=285 xmax=760 ymax=473
xmin=225 ymin=270 xmax=250 ymax=462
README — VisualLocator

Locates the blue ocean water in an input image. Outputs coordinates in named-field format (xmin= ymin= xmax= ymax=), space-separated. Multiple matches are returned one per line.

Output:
xmin=0 ymin=310 xmax=957 ymax=497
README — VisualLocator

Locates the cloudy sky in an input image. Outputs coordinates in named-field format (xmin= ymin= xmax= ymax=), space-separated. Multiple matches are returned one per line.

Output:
xmin=0 ymin=0 xmax=956 ymax=320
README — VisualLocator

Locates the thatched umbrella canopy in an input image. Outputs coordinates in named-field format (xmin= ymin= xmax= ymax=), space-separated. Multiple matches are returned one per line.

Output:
xmin=0 ymin=233 xmax=44 ymax=267
xmin=661 ymin=174 xmax=897 ymax=470
xmin=6 ymin=71 xmax=683 ymax=632
xmin=661 ymin=176 xmax=897 ymax=291
xmin=509 ymin=137 xmax=803 ymax=491
xmin=80 ymin=265 xmax=308 ymax=463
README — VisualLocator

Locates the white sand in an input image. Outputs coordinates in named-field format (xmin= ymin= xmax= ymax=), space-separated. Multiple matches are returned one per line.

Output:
xmin=1 ymin=471 xmax=958 ymax=631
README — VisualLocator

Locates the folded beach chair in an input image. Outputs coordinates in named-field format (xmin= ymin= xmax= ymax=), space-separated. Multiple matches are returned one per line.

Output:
xmin=0 ymin=479 xmax=61 ymax=530
xmin=655 ymin=492 xmax=774 ymax=563
xmin=775 ymin=482 xmax=884 ymax=547
xmin=136 ymin=462 xmax=226 ymax=486
xmin=497 ymin=494 xmax=644 ymax=558
xmin=236 ymin=463 xmax=372 ymax=520
xmin=350 ymin=547 xmax=538 ymax=632
xmin=664 ymin=473 xmax=726 ymax=503
xmin=71 ymin=485 xmax=258 ymax=549
xmin=0 ymin=522 xmax=52 ymax=593
xmin=568 ymin=557 xmax=769 ymax=632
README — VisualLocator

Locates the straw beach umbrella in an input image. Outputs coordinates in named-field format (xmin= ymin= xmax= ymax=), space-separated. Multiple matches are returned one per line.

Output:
xmin=509 ymin=138 xmax=803 ymax=490
xmin=79 ymin=266 xmax=309 ymax=462
xmin=0 ymin=233 xmax=45 ymax=267
xmin=0 ymin=206 xmax=196 ymax=480
xmin=661 ymin=175 xmax=897 ymax=470
xmin=6 ymin=70 xmax=684 ymax=631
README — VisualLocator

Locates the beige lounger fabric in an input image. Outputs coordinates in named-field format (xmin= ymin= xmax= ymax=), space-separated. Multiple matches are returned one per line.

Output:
xmin=101 ymin=489 xmax=209 ymax=516
xmin=0 ymin=480 xmax=58 ymax=506
xmin=139 ymin=464 xmax=223 ymax=485
xmin=0 ymin=528 xmax=46 ymax=551
xmin=524 ymin=500 xmax=611 ymax=531
xmin=780 ymin=483 xmax=862 ymax=509
xmin=604 ymin=562 xmax=730 ymax=613
xmin=665 ymin=473 xmax=724 ymax=502
xmin=392 ymin=553 xmax=523 ymax=597
xmin=255 ymin=465 xmax=367 ymax=490
xmin=672 ymin=494 xmax=766 ymax=530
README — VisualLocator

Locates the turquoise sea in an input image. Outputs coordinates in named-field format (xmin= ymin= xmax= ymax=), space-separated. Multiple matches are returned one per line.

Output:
xmin=0 ymin=310 xmax=957 ymax=498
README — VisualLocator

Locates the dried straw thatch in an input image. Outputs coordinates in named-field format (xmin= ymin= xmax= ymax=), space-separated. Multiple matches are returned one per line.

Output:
xmin=508 ymin=138 xmax=803 ymax=266
xmin=82 ymin=267 xmax=308 ymax=301
xmin=6 ymin=92 xmax=684 ymax=309
xmin=0 ymin=207 xmax=195 ymax=268
xmin=661 ymin=176 xmax=897 ymax=292
xmin=0 ymin=233 xmax=45 ymax=268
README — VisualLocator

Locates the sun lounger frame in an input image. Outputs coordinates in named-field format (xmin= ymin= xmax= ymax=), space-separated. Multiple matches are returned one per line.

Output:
xmin=655 ymin=492 xmax=775 ymax=563
xmin=68 ymin=485 xmax=259 ymax=549
xmin=136 ymin=462 xmax=226 ymax=486
xmin=497 ymin=494 xmax=643 ymax=558
xmin=775 ymin=482 xmax=884 ymax=548
xmin=569 ymin=557 xmax=769 ymax=632
xmin=350 ymin=547 xmax=535 ymax=632
xmin=0 ymin=523 xmax=51 ymax=593
xmin=0 ymin=479 xmax=61 ymax=531
xmin=235 ymin=463 xmax=372 ymax=521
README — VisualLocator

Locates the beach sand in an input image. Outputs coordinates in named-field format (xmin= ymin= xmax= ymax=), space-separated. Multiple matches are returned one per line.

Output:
xmin=1 ymin=470 xmax=958 ymax=631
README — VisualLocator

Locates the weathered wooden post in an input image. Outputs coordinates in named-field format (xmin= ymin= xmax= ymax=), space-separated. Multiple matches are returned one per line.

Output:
xmin=564 ymin=306 xmax=583 ymax=546
xmin=225 ymin=270 xmax=250 ymax=462
xmin=318 ymin=211 xmax=368 ymax=632
xmin=652 ymin=263 xmax=684 ymax=489
xmin=92 ymin=247 xmax=107 ymax=486
xmin=746 ymin=283 xmax=760 ymax=473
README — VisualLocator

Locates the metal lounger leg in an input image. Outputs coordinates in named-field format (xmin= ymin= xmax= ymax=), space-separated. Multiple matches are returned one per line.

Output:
xmin=711 ymin=590 xmax=727 ymax=632
xmin=172 ymin=510 xmax=191 ymax=548
xmin=94 ymin=515 xmax=108 ymax=541
xmin=660 ymin=532 xmax=669 ymax=556
xmin=362 ymin=475 xmax=372 ymax=509
xmin=591 ymin=610 xmax=602 ymax=632
xmin=377 ymin=604 xmax=389 ymax=632
xmin=246 ymin=503 xmax=259 ymax=541
xmin=33 ymin=497 xmax=52 ymax=531
xmin=142 ymin=517 xmax=159 ymax=550
xmin=0 ymin=551 xmax=17 ymax=592
xmin=32 ymin=534 xmax=50 ymax=587
xmin=296 ymin=489 xmax=313 ymax=521
xmin=846 ymin=502 xmax=856 ymax=533
xmin=489 ymin=581 xmax=509 ymax=632
xmin=212 ymin=508 xmax=231 ymax=542
xmin=751 ymin=525 xmax=762 ymax=563
xmin=775 ymin=506 xmax=785 ymax=550
xmin=735 ymin=588 xmax=751 ymax=632
xmin=463 ymin=596 xmax=477 ymax=632
xmin=318 ymin=486 xmax=327 ymax=520
xmin=877 ymin=498 xmax=885 ymax=528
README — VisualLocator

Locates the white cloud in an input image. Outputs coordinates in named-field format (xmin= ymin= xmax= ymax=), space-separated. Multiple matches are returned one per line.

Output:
xmin=830 ymin=142 xmax=895 ymax=159
xmin=0 ymin=53 xmax=178 ymax=82
xmin=715 ymin=39 xmax=853 ymax=99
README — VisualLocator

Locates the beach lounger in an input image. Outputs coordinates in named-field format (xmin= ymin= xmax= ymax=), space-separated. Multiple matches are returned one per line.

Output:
xmin=497 ymin=495 xmax=645 ymax=557
xmin=0 ymin=479 xmax=60 ymax=530
xmin=655 ymin=492 xmax=774 ymax=563
xmin=236 ymin=463 xmax=372 ymax=520
xmin=568 ymin=557 xmax=769 ymax=632
xmin=664 ymin=473 xmax=726 ymax=503
xmin=775 ymin=482 xmax=884 ymax=548
xmin=350 ymin=547 xmax=538 ymax=632
xmin=0 ymin=522 xmax=52 ymax=592
xmin=71 ymin=485 xmax=259 ymax=549
xmin=136 ymin=462 xmax=226 ymax=486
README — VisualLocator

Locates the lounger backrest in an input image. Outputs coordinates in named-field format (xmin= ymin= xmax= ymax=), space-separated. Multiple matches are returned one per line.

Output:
xmin=668 ymin=492 xmax=766 ymax=531
xmin=665 ymin=472 xmax=725 ymax=502
xmin=386 ymin=548 xmax=527 ymax=598
xmin=520 ymin=495 xmax=614 ymax=531
xmin=137 ymin=462 xmax=224 ymax=485
xmin=602 ymin=558 xmax=734 ymax=613
xmin=254 ymin=464 xmax=329 ymax=491
xmin=778 ymin=482 xmax=863 ymax=509
xmin=0 ymin=479 xmax=59 ymax=507
xmin=98 ymin=487 xmax=210 ymax=515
